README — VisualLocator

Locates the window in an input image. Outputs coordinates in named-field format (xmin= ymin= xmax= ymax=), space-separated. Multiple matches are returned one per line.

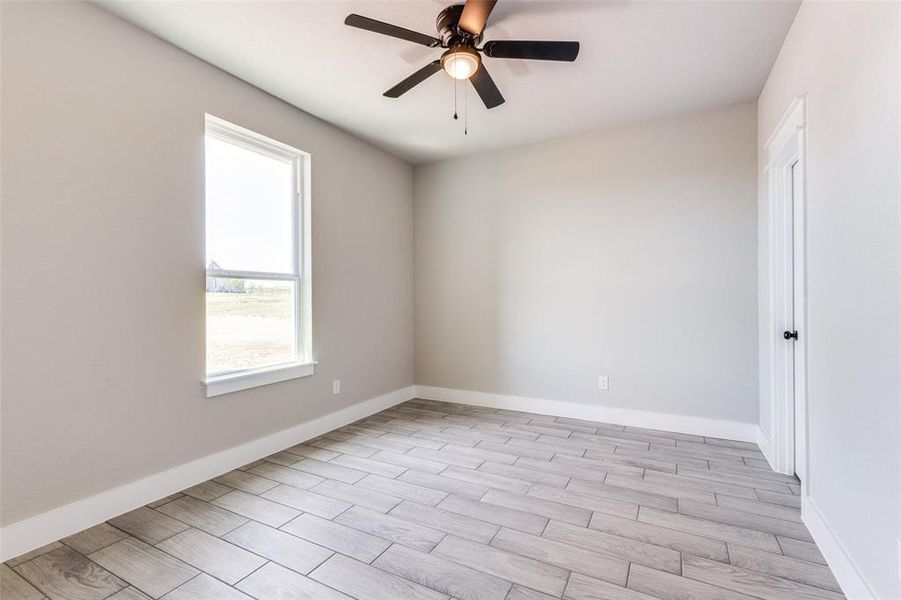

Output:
xmin=203 ymin=115 xmax=312 ymax=397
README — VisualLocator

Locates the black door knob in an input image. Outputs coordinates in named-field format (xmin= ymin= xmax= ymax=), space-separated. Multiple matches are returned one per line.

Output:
xmin=783 ymin=330 xmax=798 ymax=340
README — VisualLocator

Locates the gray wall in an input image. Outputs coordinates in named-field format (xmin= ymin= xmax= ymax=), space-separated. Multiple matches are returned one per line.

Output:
xmin=0 ymin=1 xmax=414 ymax=526
xmin=415 ymin=103 xmax=759 ymax=424
xmin=757 ymin=2 xmax=900 ymax=597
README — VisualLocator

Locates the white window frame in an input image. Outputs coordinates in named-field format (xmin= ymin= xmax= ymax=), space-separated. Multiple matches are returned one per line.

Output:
xmin=203 ymin=114 xmax=314 ymax=397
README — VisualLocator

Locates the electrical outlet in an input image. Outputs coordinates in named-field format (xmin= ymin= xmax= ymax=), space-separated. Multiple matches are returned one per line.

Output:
xmin=598 ymin=375 xmax=609 ymax=391
xmin=332 ymin=380 xmax=341 ymax=395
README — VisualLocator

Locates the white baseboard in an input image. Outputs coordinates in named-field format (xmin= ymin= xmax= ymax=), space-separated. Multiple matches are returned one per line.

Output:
xmin=414 ymin=386 xmax=759 ymax=442
xmin=0 ymin=385 xmax=415 ymax=562
xmin=756 ymin=426 xmax=775 ymax=470
xmin=802 ymin=496 xmax=877 ymax=599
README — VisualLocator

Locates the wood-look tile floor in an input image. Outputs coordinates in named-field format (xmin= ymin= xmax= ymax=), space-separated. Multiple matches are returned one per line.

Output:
xmin=2 ymin=399 xmax=844 ymax=600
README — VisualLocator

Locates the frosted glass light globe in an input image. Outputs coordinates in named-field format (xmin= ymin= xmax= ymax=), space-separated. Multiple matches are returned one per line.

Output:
xmin=441 ymin=48 xmax=480 ymax=80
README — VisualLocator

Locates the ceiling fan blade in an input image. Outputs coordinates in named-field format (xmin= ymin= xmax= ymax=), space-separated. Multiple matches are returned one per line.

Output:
xmin=345 ymin=14 xmax=441 ymax=47
xmin=384 ymin=61 xmax=443 ymax=98
xmin=458 ymin=0 xmax=497 ymax=36
xmin=470 ymin=64 xmax=505 ymax=109
xmin=483 ymin=40 xmax=580 ymax=61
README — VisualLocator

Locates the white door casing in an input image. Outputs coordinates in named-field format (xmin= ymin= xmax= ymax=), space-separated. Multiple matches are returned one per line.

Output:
xmin=764 ymin=97 xmax=808 ymax=488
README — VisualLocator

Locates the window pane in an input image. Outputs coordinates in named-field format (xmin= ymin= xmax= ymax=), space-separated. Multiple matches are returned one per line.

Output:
xmin=206 ymin=278 xmax=297 ymax=375
xmin=205 ymin=135 xmax=294 ymax=273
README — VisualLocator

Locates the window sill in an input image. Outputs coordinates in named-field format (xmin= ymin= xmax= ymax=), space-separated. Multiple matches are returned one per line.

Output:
xmin=203 ymin=361 xmax=316 ymax=398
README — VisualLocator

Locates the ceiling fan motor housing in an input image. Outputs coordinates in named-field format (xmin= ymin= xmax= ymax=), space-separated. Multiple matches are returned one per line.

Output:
xmin=437 ymin=4 xmax=482 ymax=47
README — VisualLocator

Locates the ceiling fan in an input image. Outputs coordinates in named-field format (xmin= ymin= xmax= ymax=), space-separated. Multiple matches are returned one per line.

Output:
xmin=344 ymin=0 xmax=580 ymax=109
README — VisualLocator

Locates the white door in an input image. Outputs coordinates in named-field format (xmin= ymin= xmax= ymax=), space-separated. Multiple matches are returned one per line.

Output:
xmin=766 ymin=98 xmax=807 ymax=483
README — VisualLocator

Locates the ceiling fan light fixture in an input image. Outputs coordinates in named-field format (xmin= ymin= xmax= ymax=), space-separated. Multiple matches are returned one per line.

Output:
xmin=441 ymin=46 xmax=480 ymax=80
xmin=345 ymin=0 xmax=580 ymax=109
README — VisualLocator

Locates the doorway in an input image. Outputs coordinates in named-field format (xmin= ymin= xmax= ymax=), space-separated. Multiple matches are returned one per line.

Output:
xmin=765 ymin=97 xmax=807 ymax=485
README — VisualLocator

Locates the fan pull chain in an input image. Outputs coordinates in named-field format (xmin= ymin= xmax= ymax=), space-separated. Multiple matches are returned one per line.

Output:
xmin=464 ymin=83 xmax=468 ymax=136
xmin=448 ymin=54 xmax=468 ymax=136
xmin=452 ymin=55 xmax=459 ymax=120
xmin=453 ymin=78 xmax=458 ymax=120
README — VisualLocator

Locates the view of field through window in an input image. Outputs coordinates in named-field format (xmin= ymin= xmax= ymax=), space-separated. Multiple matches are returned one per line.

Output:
xmin=206 ymin=279 xmax=296 ymax=375
xmin=204 ymin=125 xmax=301 ymax=377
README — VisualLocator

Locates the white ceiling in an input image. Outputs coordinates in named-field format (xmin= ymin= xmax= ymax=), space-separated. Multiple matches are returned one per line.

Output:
xmin=100 ymin=0 xmax=799 ymax=164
